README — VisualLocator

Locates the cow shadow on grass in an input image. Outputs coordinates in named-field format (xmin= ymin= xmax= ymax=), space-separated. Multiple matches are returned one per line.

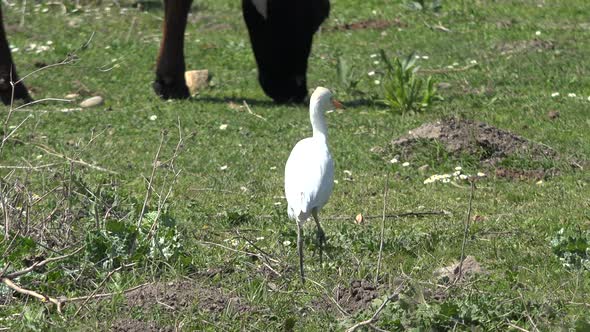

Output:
xmin=191 ymin=96 xmax=378 ymax=109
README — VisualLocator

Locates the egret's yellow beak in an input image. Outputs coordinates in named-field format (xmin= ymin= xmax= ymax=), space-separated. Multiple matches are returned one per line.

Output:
xmin=332 ymin=98 xmax=344 ymax=110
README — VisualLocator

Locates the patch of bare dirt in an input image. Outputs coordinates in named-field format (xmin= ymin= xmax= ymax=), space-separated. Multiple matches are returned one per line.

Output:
xmin=391 ymin=118 xmax=557 ymax=165
xmin=327 ymin=18 xmax=406 ymax=32
xmin=337 ymin=279 xmax=380 ymax=313
xmin=495 ymin=39 xmax=555 ymax=55
xmin=111 ymin=318 xmax=172 ymax=332
xmin=312 ymin=279 xmax=380 ymax=315
xmin=494 ymin=167 xmax=555 ymax=181
xmin=124 ymin=279 xmax=250 ymax=314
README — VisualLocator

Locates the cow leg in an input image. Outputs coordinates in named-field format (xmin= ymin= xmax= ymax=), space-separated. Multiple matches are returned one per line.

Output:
xmin=0 ymin=6 xmax=32 ymax=105
xmin=153 ymin=0 xmax=192 ymax=99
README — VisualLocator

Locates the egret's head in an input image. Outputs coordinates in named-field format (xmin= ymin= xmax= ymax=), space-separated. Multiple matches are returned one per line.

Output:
xmin=310 ymin=87 xmax=343 ymax=113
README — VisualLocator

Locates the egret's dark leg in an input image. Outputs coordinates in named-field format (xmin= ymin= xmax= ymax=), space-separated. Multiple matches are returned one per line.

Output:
xmin=296 ymin=220 xmax=305 ymax=283
xmin=312 ymin=208 xmax=325 ymax=265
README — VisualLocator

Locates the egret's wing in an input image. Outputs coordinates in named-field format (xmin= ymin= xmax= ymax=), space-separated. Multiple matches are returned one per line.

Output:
xmin=285 ymin=138 xmax=334 ymax=221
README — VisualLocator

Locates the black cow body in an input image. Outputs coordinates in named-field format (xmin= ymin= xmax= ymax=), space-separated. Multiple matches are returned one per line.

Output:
xmin=0 ymin=0 xmax=330 ymax=105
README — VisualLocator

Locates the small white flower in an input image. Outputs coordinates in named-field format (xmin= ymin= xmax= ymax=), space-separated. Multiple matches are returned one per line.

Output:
xmin=256 ymin=236 xmax=265 ymax=241
xmin=368 ymin=71 xmax=376 ymax=76
xmin=333 ymin=179 xmax=339 ymax=184
xmin=219 ymin=124 xmax=228 ymax=130
xmin=10 ymin=47 xmax=19 ymax=52
xmin=587 ymin=96 xmax=590 ymax=101
xmin=149 ymin=115 xmax=157 ymax=121
xmin=270 ymin=166 xmax=277 ymax=170
xmin=370 ymin=53 xmax=378 ymax=58
xmin=446 ymin=65 xmax=454 ymax=69
xmin=372 ymin=10 xmax=377 ymax=15
xmin=283 ymin=240 xmax=292 ymax=246
xmin=402 ymin=162 xmax=410 ymax=167
xmin=459 ymin=174 xmax=469 ymax=180
xmin=453 ymin=171 xmax=461 ymax=176
xmin=390 ymin=158 xmax=399 ymax=164
xmin=551 ymin=92 xmax=560 ymax=97
xmin=455 ymin=166 xmax=462 ymax=171
xmin=220 ymin=165 xmax=228 ymax=170
xmin=374 ymin=80 xmax=381 ymax=85
xmin=240 ymin=186 xmax=248 ymax=192
xmin=343 ymin=170 xmax=352 ymax=176
xmin=453 ymin=62 xmax=459 ymax=66
xmin=421 ymin=55 xmax=429 ymax=60
xmin=535 ymin=30 xmax=541 ymax=36
xmin=231 ymin=239 xmax=239 ymax=247
xmin=41 ymin=8 xmax=48 ymax=12
xmin=568 ymin=93 xmax=576 ymax=97
xmin=274 ymin=202 xmax=282 ymax=206
xmin=373 ymin=61 xmax=380 ymax=65
xmin=442 ymin=178 xmax=451 ymax=183
xmin=536 ymin=180 xmax=544 ymax=185
xmin=477 ymin=172 xmax=486 ymax=177
xmin=470 ymin=60 xmax=477 ymax=64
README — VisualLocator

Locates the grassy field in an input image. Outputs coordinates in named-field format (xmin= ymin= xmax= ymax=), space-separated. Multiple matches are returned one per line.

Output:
xmin=1 ymin=0 xmax=589 ymax=330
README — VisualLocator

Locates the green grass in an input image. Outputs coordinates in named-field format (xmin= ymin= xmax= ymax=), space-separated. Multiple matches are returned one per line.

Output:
xmin=1 ymin=0 xmax=589 ymax=330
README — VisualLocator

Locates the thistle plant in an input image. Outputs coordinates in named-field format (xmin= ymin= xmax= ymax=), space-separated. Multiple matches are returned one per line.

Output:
xmin=379 ymin=50 xmax=441 ymax=114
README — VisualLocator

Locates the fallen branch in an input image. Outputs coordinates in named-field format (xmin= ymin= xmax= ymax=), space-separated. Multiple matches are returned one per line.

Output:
xmin=505 ymin=322 xmax=530 ymax=332
xmin=2 ymin=246 xmax=84 ymax=279
xmin=418 ymin=63 xmax=477 ymax=74
xmin=1 ymin=277 xmax=65 ymax=312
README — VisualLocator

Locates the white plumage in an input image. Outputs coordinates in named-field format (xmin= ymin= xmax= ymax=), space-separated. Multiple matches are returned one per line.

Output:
xmin=284 ymin=87 xmax=341 ymax=282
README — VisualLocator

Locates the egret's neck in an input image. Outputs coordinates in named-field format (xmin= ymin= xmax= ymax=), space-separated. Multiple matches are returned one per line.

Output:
xmin=310 ymin=104 xmax=328 ymax=140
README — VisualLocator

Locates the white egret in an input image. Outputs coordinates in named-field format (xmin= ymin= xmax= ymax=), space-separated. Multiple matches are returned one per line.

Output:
xmin=284 ymin=87 xmax=342 ymax=283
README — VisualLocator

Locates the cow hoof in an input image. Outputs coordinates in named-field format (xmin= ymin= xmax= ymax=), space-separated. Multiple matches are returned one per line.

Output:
xmin=152 ymin=78 xmax=190 ymax=100
xmin=0 ymin=83 xmax=33 ymax=106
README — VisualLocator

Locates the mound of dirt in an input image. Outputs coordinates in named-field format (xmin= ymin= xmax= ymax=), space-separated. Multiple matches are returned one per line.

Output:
xmin=434 ymin=256 xmax=486 ymax=284
xmin=391 ymin=118 xmax=556 ymax=165
xmin=312 ymin=279 xmax=380 ymax=315
xmin=337 ymin=279 xmax=380 ymax=313
xmin=124 ymin=279 xmax=250 ymax=314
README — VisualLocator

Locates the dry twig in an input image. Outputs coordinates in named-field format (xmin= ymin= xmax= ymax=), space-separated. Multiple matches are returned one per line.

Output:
xmin=375 ymin=172 xmax=389 ymax=283
xmin=242 ymin=100 xmax=267 ymax=121
xmin=456 ymin=180 xmax=475 ymax=281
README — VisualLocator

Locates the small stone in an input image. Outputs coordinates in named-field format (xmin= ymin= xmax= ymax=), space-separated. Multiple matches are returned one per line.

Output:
xmin=355 ymin=213 xmax=364 ymax=225
xmin=185 ymin=69 xmax=210 ymax=96
xmin=65 ymin=93 xmax=79 ymax=99
xmin=437 ymin=82 xmax=452 ymax=89
xmin=80 ymin=96 xmax=104 ymax=108
xmin=547 ymin=110 xmax=559 ymax=120
xmin=418 ymin=164 xmax=430 ymax=173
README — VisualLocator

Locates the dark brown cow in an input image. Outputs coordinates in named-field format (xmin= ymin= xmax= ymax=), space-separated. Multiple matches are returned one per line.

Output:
xmin=0 ymin=0 xmax=329 ymax=106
